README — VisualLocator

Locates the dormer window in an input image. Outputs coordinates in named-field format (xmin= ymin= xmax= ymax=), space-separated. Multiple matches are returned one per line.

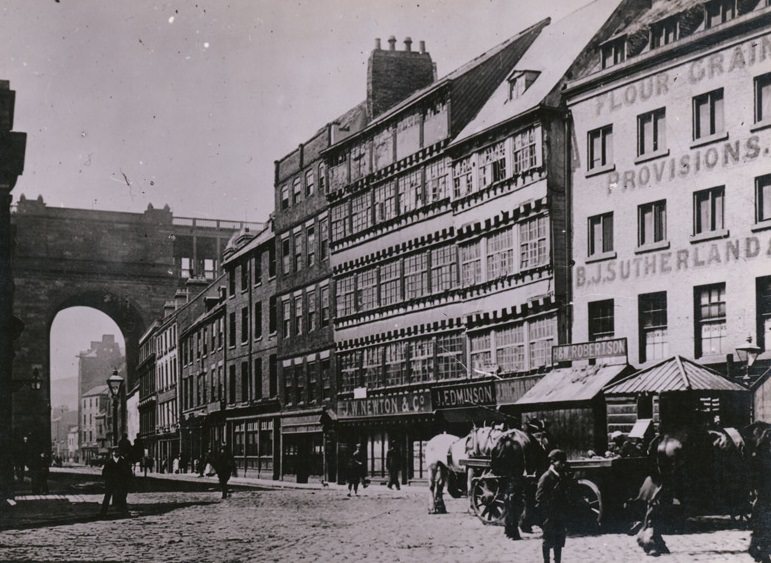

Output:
xmin=601 ymin=37 xmax=626 ymax=69
xmin=650 ymin=16 xmax=678 ymax=48
xmin=508 ymin=70 xmax=540 ymax=101
xmin=705 ymin=0 xmax=736 ymax=29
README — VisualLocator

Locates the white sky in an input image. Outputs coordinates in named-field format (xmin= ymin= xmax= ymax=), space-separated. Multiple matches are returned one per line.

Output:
xmin=1 ymin=0 xmax=591 ymax=223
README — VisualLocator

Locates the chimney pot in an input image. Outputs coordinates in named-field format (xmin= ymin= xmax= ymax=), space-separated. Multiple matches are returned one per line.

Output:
xmin=404 ymin=37 xmax=412 ymax=51
xmin=388 ymin=36 xmax=396 ymax=50
xmin=375 ymin=37 xmax=381 ymax=50
xmin=419 ymin=40 xmax=426 ymax=54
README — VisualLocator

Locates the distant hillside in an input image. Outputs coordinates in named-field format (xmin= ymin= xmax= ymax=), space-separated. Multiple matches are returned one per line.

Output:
xmin=51 ymin=376 xmax=78 ymax=411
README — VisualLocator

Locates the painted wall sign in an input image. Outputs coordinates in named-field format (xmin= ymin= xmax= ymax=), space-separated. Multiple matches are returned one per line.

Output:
xmin=432 ymin=381 xmax=496 ymax=409
xmin=576 ymin=235 xmax=771 ymax=288
xmin=337 ymin=389 xmax=432 ymax=419
xmin=607 ymin=136 xmax=767 ymax=193
xmin=552 ymin=338 xmax=628 ymax=363
xmin=595 ymin=34 xmax=771 ymax=116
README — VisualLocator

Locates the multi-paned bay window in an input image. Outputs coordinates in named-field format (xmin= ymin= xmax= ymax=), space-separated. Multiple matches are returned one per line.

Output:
xmin=460 ymin=240 xmax=482 ymax=287
xmin=529 ymin=316 xmax=556 ymax=369
xmin=479 ymin=141 xmax=506 ymax=188
xmin=363 ymin=346 xmax=383 ymax=388
xmin=496 ymin=324 xmax=525 ymax=373
xmin=356 ymin=268 xmax=379 ymax=312
xmin=639 ymin=292 xmax=668 ymax=363
xmin=513 ymin=127 xmax=539 ymax=174
xmin=398 ymin=169 xmax=423 ymax=214
xmin=468 ymin=317 xmax=555 ymax=376
xmin=425 ymin=159 xmax=448 ymax=202
xmin=487 ymin=228 xmax=515 ymax=280
xmin=329 ymin=153 xmax=348 ymax=193
xmin=469 ymin=332 xmax=492 ymax=374
xmin=437 ymin=333 xmax=465 ymax=380
xmin=380 ymin=260 xmax=402 ymax=307
xmin=520 ymin=216 xmax=549 ymax=270
xmin=430 ymin=245 xmax=457 ymax=293
xmin=453 ymin=157 xmax=474 ymax=199
xmin=638 ymin=200 xmax=667 ymax=247
xmin=339 ymin=350 xmax=362 ymax=394
xmin=336 ymin=275 xmax=356 ymax=318
xmin=374 ymin=181 xmax=397 ymax=223
xmin=331 ymin=202 xmax=350 ymax=242
xmin=351 ymin=191 xmax=372 ymax=234
xmin=411 ymin=337 xmax=434 ymax=383
xmin=695 ymin=283 xmax=726 ymax=357
xmin=385 ymin=342 xmax=408 ymax=386
xmin=404 ymin=253 xmax=428 ymax=300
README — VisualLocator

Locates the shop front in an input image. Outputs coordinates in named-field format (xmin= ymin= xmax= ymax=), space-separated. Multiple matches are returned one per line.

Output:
xmin=281 ymin=411 xmax=326 ymax=483
xmin=336 ymin=388 xmax=435 ymax=484
xmin=230 ymin=414 xmax=279 ymax=479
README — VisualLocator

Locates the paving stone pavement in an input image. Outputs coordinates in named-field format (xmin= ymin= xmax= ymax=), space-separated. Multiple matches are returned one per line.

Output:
xmin=0 ymin=487 xmax=756 ymax=562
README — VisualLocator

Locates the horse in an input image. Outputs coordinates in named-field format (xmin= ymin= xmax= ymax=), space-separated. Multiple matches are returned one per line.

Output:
xmin=489 ymin=420 xmax=551 ymax=540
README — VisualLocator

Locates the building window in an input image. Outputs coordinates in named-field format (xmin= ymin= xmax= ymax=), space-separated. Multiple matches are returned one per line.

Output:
xmin=755 ymin=73 xmax=771 ymax=124
xmin=695 ymin=283 xmax=726 ymax=356
xmin=254 ymin=359 xmax=263 ymax=400
xmin=228 ymin=270 xmax=236 ymax=296
xmin=280 ymin=184 xmax=289 ymax=210
xmin=380 ymin=260 xmax=402 ymax=307
xmin=479 ymin=141 xmax=506 ymax=188
xmin=268 ymin=245 xmax=276 ymax=278
xmin=757 ymin=276 xmax=771 ymax=351
xmin=308 ymin=361 xmax=318 ymax=404
xmin=694 ymin=187 xmax=724 ymax=234
xmin=693 ymin=89 xmax=724 ymax=140
xmin=513 ymin=127 xmax=537 ymax=174
xmin=588 ymin=213 xmax=613 ymax=256
xmin=281 ymin=237 xmax=290 ymax=275
xmin=254 ymin=301 xmax=262 ymax=339
xmin=336 ymin=275 xmax=356 ymax=318
xmin=374 ymin=180 xmax=397 ymax=223
xmin=318 ymin=163 xmax=326 ymax=194
xmin=638 ymin=200 xmax=667 ymax=246
xmin=404 ymin=253 xmax=428 ymax=300
xmin=430 ymin=245 xmax=457 ymax=294
xmin=520 ymin=216 xmax=549 ymax=270
xmin=307 ymin=288 xmax=317 ymax=332
xmin=601 ymin=37 xmax=625 ymax=69
xmin=385 ymin=342 xmax=408 ymax=386
xmin=411 ymin=337 xmax=434 ymax=383
xmin=284 ymin=366 xmax=294 ymax=406
xmin=294 ymin=296 xmax=303 ymax=336
xmin=588 ymin=125 xmax=613 ymax=170
xmin=363 ymin=346 xmax=383 ymax=389
xmin=529 ymin=316 xmax=556 ymax=369
xmin=331 ymin=202 xmax=350 ymax=242
xmin=228 ymin=365 xmax=236 ymax=404
xmin=321 ymin=358 xmax=331 ymax=401
xmin=203 ymin=258 xmax=216 ymax=280
xmin=240 ymin=263 xmax=248 ymax=292
xmin=452 ymin=157 xmax=474 ymax=199
xmin=460 ymin=240 xmax=482 ymax=287
xmin=321 ymin=286 xmax=330 ymax=327
xmin=228 ymin=312 xmax=236 ymax=347
xmin=397 ymin=169 xmax=423 ymax=214
xmin=305 ymin=169 xmax=315 ymax=197
xmin=254 ymin=253 xmax=262 ymax=285
xmin=470 ymin=332 xmax=492 ymax=376
xmin=487 ymin=228 xmax=514 ymax=280
xmin=269 ymin=355 xmax=277 ymax=397
xmin=351 ymin=191 xmax=372 ymax=234
xmin=639 ymin=292 xmax=668 ymax=363
xmin=425 ymin=159 xmax=448 ymax=203
xmin=306 ymin=225 xmax=316 ymax=267
xmin=294 ymin=231 xmax=304 ymax=272
xmin=282 ymin=299 xmax=291 ymax=338
xmin=292 ymin=177 xmax=302 ymax=204
xmin=705 ymin=0 xmax=736 ymax=28
xmin=340 ymin=351 xmax=362 ymax=394
xmin=757 ymin=174 xmax=771 ymax=224
xmin=638 ymin=108 xmax=666 ymax=156
xmin=241 ymin=362 xmax=250 ymax=402
xmin=319 ymin=217 xmax=329 ymax=261
xmin=269 ymin=296 xmax=277 ymax=334
xmin=241 ymin=307 xmax=249 ymax=343
xmin=496 ymin=324 xmax=525 ymax=374
xmin=650 ymin=17 xmax=678 ymax=48
xmin=588 ymin=300 xmax=615 ymax=341
xmin=180 ymin=257 xmax=192 ymax=278
xmin=356 ymin=268 xmax=378 ymax=312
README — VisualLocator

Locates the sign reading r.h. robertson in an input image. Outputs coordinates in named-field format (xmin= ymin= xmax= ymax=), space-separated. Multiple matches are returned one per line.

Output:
xmin=552 ymin=338 xmax=627 ymax=363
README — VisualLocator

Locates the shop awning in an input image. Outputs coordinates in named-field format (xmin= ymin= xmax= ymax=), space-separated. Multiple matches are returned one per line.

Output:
xmin=516 ymin=363 xmax=633 ymax=406
xmin=281 ymin=413 xmax=324 ymax=434
xmin=435 ymin=406 xmax=509 ymax=425
xmin=604 ymin=356 xmax=748 ymax=395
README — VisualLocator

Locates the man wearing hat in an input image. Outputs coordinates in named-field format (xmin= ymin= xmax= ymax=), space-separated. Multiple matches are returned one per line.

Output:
xmin=100 ymin=446 xmax=132 ymax=516
xmin=536 ymin=449 xmax=573 ymax=563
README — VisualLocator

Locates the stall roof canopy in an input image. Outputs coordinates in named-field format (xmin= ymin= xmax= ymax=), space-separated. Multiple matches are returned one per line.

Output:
xmin=605 ymin=356 xmax=747 ymax=395
xmin=516 ymin=363 xmax=631 ymax=406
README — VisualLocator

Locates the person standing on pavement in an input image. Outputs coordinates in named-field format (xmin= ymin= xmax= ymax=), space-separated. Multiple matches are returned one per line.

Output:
xmin=118 ymin=433 xmax=132 ymax=459
xmin=213 ymin=445 xmax=236 ymax=499
xmin=535 ymin=449 xmax=574 ymax=563
xmin=347 ymin=443 xmax=365 ymax=497
xmin=100 ymin=446 xmax=133 ymax=516
xmin=386 ymin=442 xmax=401 ymax=490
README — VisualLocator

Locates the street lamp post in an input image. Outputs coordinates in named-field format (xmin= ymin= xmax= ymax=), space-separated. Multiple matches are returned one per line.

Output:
xmin=735 ymin=336 xmax=761 ymax=384
xmin=106 ymin=370 xmax=124 ymax=447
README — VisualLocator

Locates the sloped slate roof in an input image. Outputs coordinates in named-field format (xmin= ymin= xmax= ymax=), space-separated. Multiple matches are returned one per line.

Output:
xmin=83 ymin=384 xmax=109 ymax=398
xmin=452 ymin=0 xmax=623 ymax=146
xmin=515 ymin=363 xmax=631 ymax=406
xmin=605 ymin=356 xmax=748 ymax=394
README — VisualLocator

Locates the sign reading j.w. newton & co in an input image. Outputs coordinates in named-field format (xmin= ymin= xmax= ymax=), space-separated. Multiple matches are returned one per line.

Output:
xmin=552 ymin=338 xmax=627 ymax=363
xmin=432 ymin=381 xmax=496 ymax=409
xmin=337 ymin=389 xmax=432 ymax=419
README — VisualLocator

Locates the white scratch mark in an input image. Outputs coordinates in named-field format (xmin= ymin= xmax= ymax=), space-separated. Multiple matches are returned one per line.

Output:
xmin=168 ymin=16 xmax=175 ymax=24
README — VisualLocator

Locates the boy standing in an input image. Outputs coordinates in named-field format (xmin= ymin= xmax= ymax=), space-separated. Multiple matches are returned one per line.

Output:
xmin=536 ymin=449 xmax=572 ymax=563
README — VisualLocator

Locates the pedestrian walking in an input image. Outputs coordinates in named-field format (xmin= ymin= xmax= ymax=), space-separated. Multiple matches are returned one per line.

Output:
xmin=100 ymin=447 xmax=132 ymax=516
xmin=172 ymin=456 xmax=179 ymax=474
xmin=386 ymin=442 xmax=401 ymax=490
xmin=31 ymin=451 xmax=50 ymax=494
xmin=213 ymin=445 xmax=236 ymax=499
xmin=347 ymin=443 xmax=365 ymax=497
xmin=535 ymin=449 xmax=574 ymax=563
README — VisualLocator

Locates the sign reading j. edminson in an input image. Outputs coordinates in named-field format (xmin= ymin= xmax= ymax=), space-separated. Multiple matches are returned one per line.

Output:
xmin=337 ymin=389 xmax=432 ymax=419
xmin=432 ymin=381 xmax=496 ymax=409
xmin=552 ymin=338 xmax=627 ymax=363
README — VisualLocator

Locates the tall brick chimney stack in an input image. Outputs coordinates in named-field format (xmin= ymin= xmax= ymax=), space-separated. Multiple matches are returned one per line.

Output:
xmin=367 ymin=36 xmax=434 ymax=120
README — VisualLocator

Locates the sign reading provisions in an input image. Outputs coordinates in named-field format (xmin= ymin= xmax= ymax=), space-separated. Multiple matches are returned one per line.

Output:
xmin=432 ymin=381 xmax=496 ymax=409
xmin=337 ymin=389 xmax=432 ymax=419
xmin=552 ymin=338 xmax=628 ymax=363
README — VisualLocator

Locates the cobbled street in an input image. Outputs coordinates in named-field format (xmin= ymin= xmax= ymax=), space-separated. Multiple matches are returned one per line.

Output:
xmin=0 ymin=484 xmax=756 ymax=563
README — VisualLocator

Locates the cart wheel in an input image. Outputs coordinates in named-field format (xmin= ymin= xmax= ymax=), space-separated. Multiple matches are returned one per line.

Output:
xmin=470 ymin=477 xmax=507 ymax=526
xmin=574 ymin=479 xmax=603 ymax=530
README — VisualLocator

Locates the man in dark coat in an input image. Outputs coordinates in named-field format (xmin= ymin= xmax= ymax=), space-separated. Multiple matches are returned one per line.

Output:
xmin=213 ymin=445 xmax=236 ymax=499
xmin=535 ymin=449 xmax=573 ymax=563
xmin=100 ymin=447 xmax=132 ymax=516
xmin=386 ymin=442 xmax=401 ymax=490
xmin=347 ymin=444 xmax=365 ymax=496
